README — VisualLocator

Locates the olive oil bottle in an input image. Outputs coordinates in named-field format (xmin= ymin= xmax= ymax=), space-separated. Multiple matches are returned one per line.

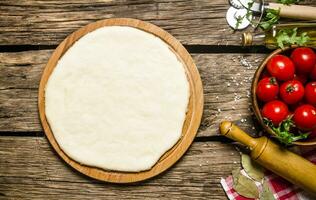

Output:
xmin=242 ymin=23 xmax=316 ymax=49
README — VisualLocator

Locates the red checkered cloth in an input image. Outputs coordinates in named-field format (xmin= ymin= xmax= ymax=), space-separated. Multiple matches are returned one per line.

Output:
xmin=221 ymin=149 xmax=316 ymax=200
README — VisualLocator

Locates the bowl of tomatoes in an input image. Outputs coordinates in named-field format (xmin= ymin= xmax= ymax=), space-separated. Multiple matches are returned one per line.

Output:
xmin=252 ymin=46 xmax=316 ymax=145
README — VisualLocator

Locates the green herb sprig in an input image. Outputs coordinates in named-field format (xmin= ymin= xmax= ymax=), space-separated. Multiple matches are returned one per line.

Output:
xmin=235 ymin=15 xmax=244 ymax=30
xmin=275 ymin=27 xmax=310 ymax=48
xmin=245 ymin=1 xmax=254 ymax=22
xmin=264 ymin=117 xmax=309 ymax=145
xmin=259 ymin=9 xmax=280 ymax=30
xmin=277 ymin=0 xmax=301 ymax=5
xmin=234 ymin=1 xmax=254 ymax=29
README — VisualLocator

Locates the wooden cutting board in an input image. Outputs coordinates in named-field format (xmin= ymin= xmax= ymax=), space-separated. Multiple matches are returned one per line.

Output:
xmin=38 ymin=18 xmax=203 ymax=183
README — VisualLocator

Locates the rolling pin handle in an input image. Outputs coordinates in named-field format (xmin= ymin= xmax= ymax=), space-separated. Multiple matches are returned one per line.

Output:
xmin=219 ymin=121 xmax=258 ymax=149
xmin=219 ymin=121 xmax=233 ymax=136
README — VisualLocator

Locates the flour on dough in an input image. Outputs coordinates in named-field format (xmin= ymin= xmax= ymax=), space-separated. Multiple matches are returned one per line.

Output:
xmin=45 ymin=26 xmax=189 ymax=172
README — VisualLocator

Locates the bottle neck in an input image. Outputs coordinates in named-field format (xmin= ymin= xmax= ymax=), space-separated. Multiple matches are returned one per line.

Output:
xmin=242 ymin=32 xmax=266 ymax=46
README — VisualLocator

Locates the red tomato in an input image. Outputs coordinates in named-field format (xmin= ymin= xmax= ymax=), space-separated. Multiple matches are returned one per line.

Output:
xmin=305 ymin=82 xmax=316 ymax=106
xmin=294 ymin=73 xmax=308 ymax=85
xmin=280 ymin=80 xmax=305 ymax=105
xmin=267 ymin=55 xmax=295 ymax=81
xmin=291 ymin=47 xmax=316 ymax=74
xmin=311 ymin=64 xmax=316 ymax=80
xmin=256 ymin=77 xmax=279 ymax=102
xmin=262 ymin=100 xmax=290 ymax=126
xmin=293 ymin=105 xmax=316 ymax=131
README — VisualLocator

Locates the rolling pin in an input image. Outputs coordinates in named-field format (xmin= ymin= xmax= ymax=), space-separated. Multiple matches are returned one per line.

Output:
xmin=220 ymin=121 xmax=316 ymax=195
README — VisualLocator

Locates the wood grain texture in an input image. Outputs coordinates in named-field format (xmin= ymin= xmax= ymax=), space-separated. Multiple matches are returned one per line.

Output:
xmin=1 ymin=0 xmax=315 ymax=199
xmin=0 ymin=136 xmax=240 ymax=199
xmin=0 ymin=0 xmax=314 ymax=46
xmin=0 ymin=0 xmax=232 ymax=46
xmin=37 ymin=18 xmax=203 ymax=183
xmin=0 ymin=50 xmax=266 ymax=136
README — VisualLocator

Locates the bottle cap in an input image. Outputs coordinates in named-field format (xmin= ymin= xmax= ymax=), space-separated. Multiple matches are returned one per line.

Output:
xmin=242 ymin=32 xmax=253 ymax=46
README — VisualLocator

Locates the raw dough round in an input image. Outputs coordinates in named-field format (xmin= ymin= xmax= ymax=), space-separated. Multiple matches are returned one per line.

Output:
xmin=45 ymin=26 xmax=189 ymax=172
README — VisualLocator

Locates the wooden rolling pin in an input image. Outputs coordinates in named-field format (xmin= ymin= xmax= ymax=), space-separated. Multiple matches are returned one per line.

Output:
xmin=220 ymin=121 xmax=316 ymax=195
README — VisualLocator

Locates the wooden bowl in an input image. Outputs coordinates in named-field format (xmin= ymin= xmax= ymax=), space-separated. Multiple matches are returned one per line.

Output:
xmin=38 ymin=18 xmax=204 ymax=183
xmin=251 ymin=46 xmax=316 ymax=146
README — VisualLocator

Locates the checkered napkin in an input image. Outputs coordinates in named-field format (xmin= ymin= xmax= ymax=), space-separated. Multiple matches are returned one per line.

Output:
xmin=220 ymin=149 xmax=316 ymax=200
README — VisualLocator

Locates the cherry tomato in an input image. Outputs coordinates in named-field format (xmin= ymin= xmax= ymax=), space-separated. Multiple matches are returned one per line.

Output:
xmin=262 ymin=100 xmax=290 ymax=126
xmin=311 ymin=64 xmax=316 ymax=80
xmin=291 ymin=47 xmax=316 ymax=74
xmin=280 ymin=80 xmax=305 ymax=105
xmin=305 ymin=82 xmax=316 ymax=106
xmin=256 ymin=77 xmax=279 ymax=102
xmin=267 ymin=55 xmax=295 ymax=81
xmin=294 ymin=73 xmax=308 ymax=85
xmin=293 ymin=105 xmax=316 ymax=131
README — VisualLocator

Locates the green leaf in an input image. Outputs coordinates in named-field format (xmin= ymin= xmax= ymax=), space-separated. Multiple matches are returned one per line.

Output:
xmin=234 ymin=15 xmax=244 ymax=30
xmin=245 ymin=2 xmax=254 ymax=22
xmin=277 ymin=0 xmax=301 ymax=5
xmin=241 ymin=154 xmax=264 ymax=181
xmin=260 ymin=180 xmax=275 ymax=200
xmin=275 ymin=28 xmax=310 ymax=49
xmin=259 ymin=9 xmax=280 ymax=30
xmin=232 ymin=168 xmax=260 ymax=198
xmin=264 ymin=117 xmax=309 ymax=145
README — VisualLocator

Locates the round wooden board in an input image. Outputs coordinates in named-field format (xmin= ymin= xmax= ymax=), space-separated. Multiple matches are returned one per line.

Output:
xmin=38 ymin=18 xmax=204 ymax=183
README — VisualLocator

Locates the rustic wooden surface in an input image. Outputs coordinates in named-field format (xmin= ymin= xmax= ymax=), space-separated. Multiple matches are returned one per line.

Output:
xmin=1 ymin=0 xmax=314 ymax=46
xmin=1 ymin=0 xmax=315 ymax=199
xmin=0 ymin=136 xmax=240 ymax=199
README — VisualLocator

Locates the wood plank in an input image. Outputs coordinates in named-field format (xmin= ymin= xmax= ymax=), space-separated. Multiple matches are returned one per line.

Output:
xmin=0 ymin=136 xmax=240 ymax=199
xmin=1 ymin=0 xmax=314 ymax=46
xmin=0 ymin=50 xmax=266 ymax=136
xmin=0 ymin=0 xmax=232 ymax=46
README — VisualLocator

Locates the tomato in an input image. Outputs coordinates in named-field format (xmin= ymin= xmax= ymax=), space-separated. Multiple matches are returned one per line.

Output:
xmin=291 ymin=47 xmax=316 ymax=74
xmin=305 ymin=82 xmax=316 ymax=106
xmin=267 ymin=55 xmax=295 ymax=81
xmin=294 ymin=73 xmax=308 ymax=85
xmin=262 ymin=100 xmax=290 ymax=126
xmin=311 ymin=64 xmax=316 ymax=80
xmin=256 ymin=77 xmax=279 ymax=102
xmin=293 ymin=105 xmax=316 ymax=131
xmin=280 ymin=80 xmax=305 ymax=105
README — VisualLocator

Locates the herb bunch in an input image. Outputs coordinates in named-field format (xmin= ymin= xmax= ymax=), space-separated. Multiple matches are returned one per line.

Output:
xmin=264 ymin=117 xmax=309 ymax=145
xmin=276 ymin=28 xmax=310 ymax=48
xmin=259 ymin=9 xmax=280 ymax=30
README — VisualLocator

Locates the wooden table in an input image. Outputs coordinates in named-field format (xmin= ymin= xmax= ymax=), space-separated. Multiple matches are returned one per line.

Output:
xmin=1 ymin=1 xmax=314 ymax=199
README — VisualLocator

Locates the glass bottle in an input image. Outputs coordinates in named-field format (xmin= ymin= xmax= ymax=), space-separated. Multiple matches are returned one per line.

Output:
xmin=242 ymin=23 xmax=316 ymax=49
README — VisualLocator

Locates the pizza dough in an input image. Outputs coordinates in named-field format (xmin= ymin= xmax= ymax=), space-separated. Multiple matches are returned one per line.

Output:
xmin=45 ymin=26 xmax=189 ymax=172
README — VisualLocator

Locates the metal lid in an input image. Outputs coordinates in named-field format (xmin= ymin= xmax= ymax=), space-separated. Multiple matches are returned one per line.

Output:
xmin=242 ymin=32 xmax=253 ymax=46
